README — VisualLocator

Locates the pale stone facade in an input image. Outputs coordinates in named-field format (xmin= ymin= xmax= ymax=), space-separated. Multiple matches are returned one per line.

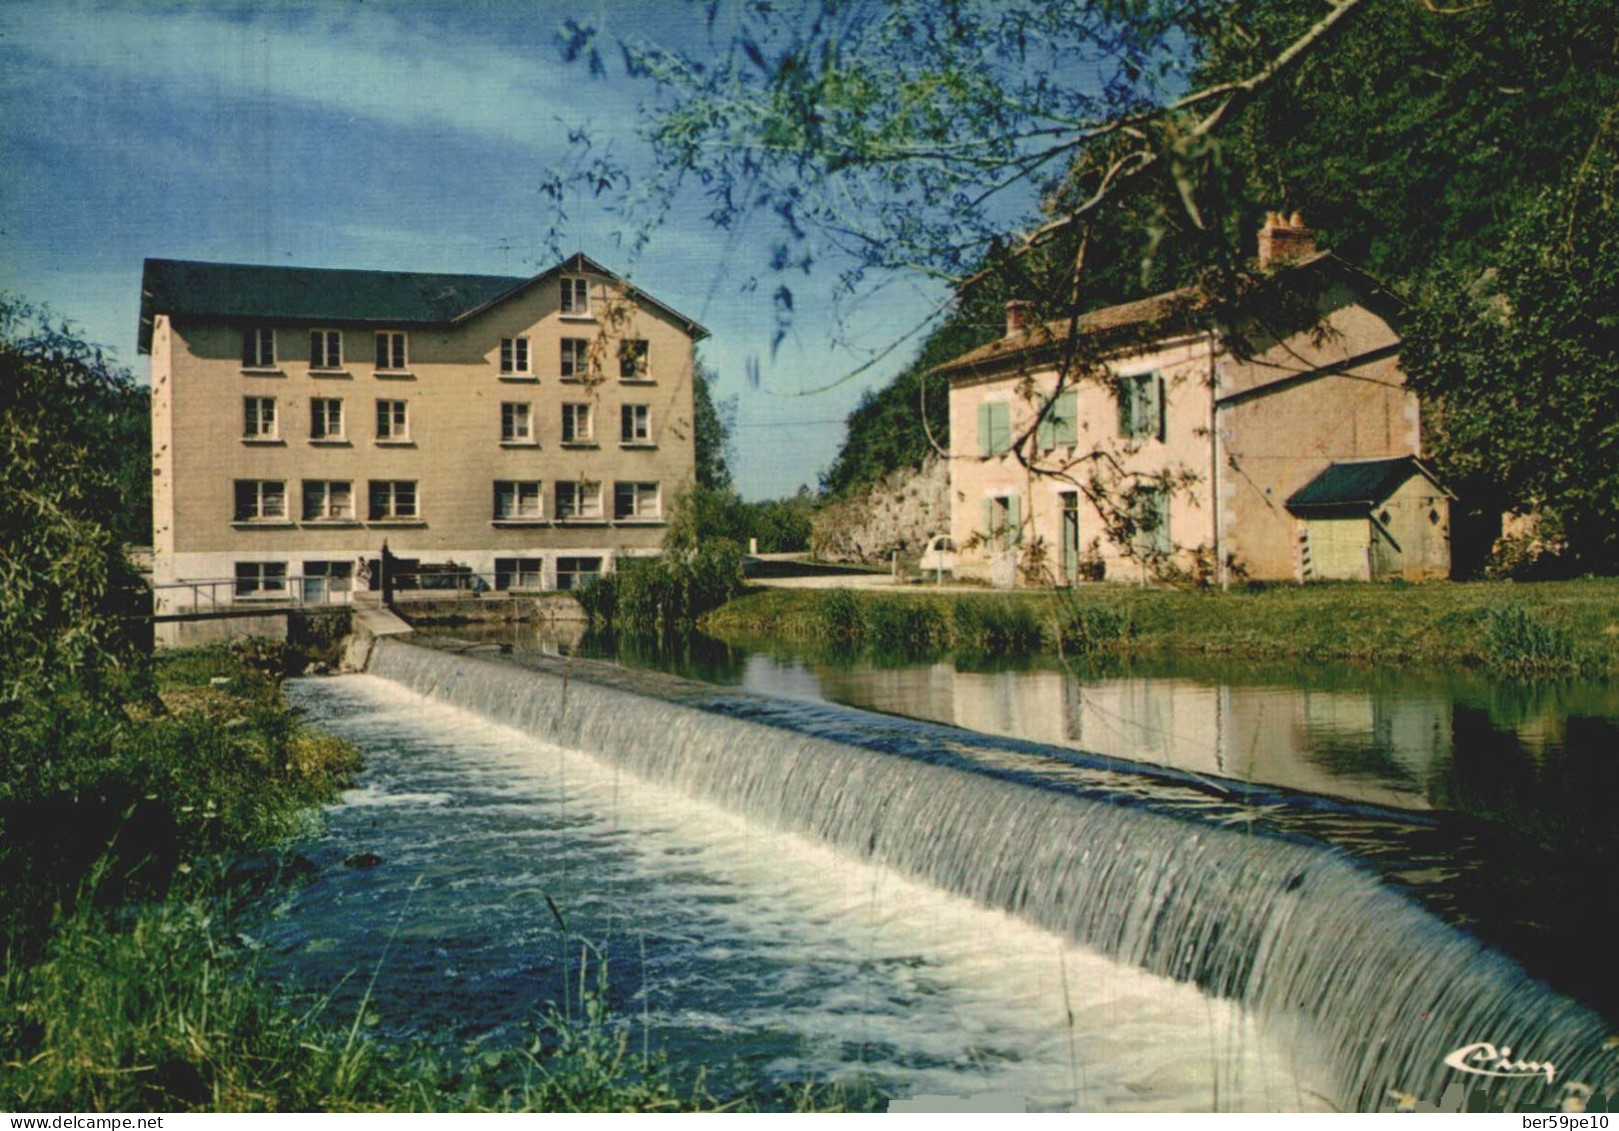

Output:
xmin=143 ymin=254 xmax=705 ymax=614
xmin=935 ymin=220 xmax=1428 ymax=585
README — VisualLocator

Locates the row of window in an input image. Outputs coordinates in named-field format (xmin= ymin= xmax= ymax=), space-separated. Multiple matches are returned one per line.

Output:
xmin=244 ymin=328 xmax=651 ymax=380
xmin=232 ymin=555 xmax=605 ymax=599
xmin=978 ymin=486 xmax=1170 ymax=557
xmin=975 ymin=374 xmax=1167 ymax=457
xmin=233 ymin=478 xmax=662 ymax=523
xmin=243 ymin=396 xmax=653 ymax=446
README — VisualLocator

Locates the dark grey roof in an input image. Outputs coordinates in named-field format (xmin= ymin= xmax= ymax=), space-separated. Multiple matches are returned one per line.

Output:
xmin=1285 ymin=456 xmax=1450 ymax=516
xmin=139 ymin=252 xmax=708 ymax=352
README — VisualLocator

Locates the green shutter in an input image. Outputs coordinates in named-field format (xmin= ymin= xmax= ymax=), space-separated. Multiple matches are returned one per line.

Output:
xmin=1055 ymin=390 xmax=1078 ymax=445
xmin=1009 ymin=494 xmax=1022 ymax=545
xmin=991 ymin=403 xmax=1011 ymax=454
xmin=1116 ymin=377 xmax=1133 ymax=437
xmin=1154 ymin=489 xmax=1172 ymax=555
xmin=1151 ymin=374 xmax=1166 ymax=442
xmin=978 ymin=403 xmax=992 ymax=455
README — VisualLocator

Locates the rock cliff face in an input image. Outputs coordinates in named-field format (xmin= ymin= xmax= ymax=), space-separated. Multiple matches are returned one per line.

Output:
xmin=810 ymin=455 xmax=950 ymax=564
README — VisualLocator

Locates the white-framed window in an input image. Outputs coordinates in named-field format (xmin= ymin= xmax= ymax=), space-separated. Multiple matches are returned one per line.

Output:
xmin=555 ymin=556 xmax=603 ymax=591
xmin=301 ymin=560 xmax=353 ymax=604
xmin=501 ymin=401 xmax=534 ymax=443
xmin=500 ymin=336 xmax=531 ymax=375
xmin=555 ymin=480 xmax=603 ymax=520
xmin=560 ymin=276 xmax=590 ymax=316
xmin=242 ymin=326 xmax=275 ymax=368
xmin=234 ymin=561 xmax=287 ymax=599
xmin=494 ymin=557 xmax=544 ymax=591
xmin=302 ymin=479 xmax=354 ymax=521
xmin=233 ymin=479 xmax=287 ymax=522
xmin=614 ymin=481 xmax=661 ymax=521
xmin=375 ymin=331 xmax=408 ymax=371
xmin=561 ymin=403 xmax=593 ymax=444
xmin=243 ymin=396 xmax=277 ymax=439
xmin=368 ymin=479 xmax=418 ymax=521
xmin=310 ymin=397 xmax=344 ymax=440
xmin=618 ymin=339 xmax=649 ymax=380
xmin=493 ymin=479 xmax=544 ymax=520
xmin=376 ymin=398 xmax=409 ymax=441
xmin=310 ymin=329 xmax=343 ymax=370
xmin=621 ymin=404 xmax=651 ymax=444
xmin=560 ymin=337 xmax=589 ymax=380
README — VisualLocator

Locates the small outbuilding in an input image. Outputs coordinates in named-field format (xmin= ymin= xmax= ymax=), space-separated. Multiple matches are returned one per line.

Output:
xmin=1286 ymin=457 xmax=1453 ymax=582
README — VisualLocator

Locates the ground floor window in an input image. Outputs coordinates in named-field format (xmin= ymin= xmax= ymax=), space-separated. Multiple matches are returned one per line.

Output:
xmin=301 ymin=560 xmax=353 ymax=604
xmin=555 ymin=556 xmax=603 ymax=591
xmin=234 ymin=561 xmax=287 ymax=599
xmin=494 ymin=557 xmax=544 ymax=591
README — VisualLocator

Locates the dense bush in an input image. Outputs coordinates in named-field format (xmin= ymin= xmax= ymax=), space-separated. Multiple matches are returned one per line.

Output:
xmin=864 ymin=599 xmax=948 ymax=653
xmin=951 ymin=598 xmax=1045 ymax=655
xmin=577 ymin=543 xmax=746 ymax=643
xmin=1482 ymin=603 xmax=1583 ymax=674
xmin=815 ymin=589 xmax=866 ymax=642
xmin=1055 ymin=602 xmax=1136 ymax=654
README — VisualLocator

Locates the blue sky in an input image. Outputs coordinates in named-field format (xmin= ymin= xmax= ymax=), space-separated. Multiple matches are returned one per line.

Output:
xmin=0 ymin=0 xmax=973 ymax=499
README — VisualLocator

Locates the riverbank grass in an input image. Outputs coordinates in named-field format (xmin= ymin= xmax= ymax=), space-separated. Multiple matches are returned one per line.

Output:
xmin=703 ymin=579 xmax=1619 ymax=671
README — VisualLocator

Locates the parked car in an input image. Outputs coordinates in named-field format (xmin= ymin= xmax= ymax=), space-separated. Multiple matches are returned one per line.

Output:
xmin=918 ymin=534 xmax=957 ymax=579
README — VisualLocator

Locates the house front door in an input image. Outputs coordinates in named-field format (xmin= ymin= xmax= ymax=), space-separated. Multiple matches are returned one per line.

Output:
xmin=1060 ymin=492 xmax=1080 ymax=584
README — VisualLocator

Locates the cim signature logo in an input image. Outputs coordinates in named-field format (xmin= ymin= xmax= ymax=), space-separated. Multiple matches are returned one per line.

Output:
xmin=1444 ymin=1041 xmax=1557 ymax=1085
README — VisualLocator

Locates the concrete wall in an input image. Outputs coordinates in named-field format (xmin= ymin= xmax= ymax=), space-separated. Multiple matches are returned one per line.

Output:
xmin=151 ymin=268 xmax=697 ymax=610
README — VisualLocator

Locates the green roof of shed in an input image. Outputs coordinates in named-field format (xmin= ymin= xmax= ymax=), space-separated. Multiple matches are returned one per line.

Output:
xmin=139 ymin=253 xmax=707 ymax=353
xmin=1285 ymin=456 xmax=1450 ymax=516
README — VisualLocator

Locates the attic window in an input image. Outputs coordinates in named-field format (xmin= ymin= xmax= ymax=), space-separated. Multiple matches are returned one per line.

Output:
xmin=561 ymin=276 xmax=590 ymax=316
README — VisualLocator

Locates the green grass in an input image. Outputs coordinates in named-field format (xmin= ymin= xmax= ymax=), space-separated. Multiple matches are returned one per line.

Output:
xmin=701 ymin=579 xmax=1619 ymax=672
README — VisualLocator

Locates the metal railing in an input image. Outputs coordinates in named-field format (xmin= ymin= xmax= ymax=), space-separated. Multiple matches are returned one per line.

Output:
xmin=151 ymin=567 xmax=604 ymax=615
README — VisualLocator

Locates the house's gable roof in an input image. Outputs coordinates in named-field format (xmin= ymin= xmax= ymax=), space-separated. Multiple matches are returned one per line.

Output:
xmin=931 ymin=251 xmax=1403 ymax=381
xmin=1285 ymin=456 xmax=1452 ymax=517
xmin=139 ymin=252 xmax=708 ymax=353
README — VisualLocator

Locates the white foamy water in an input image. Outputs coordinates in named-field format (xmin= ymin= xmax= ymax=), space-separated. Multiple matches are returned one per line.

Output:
xmin=279 ymin=674 xmax=1331 ymax=1111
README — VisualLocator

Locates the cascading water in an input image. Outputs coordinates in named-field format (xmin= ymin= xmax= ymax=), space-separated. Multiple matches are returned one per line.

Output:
xmin=363 ymin=637 xmax=1616 ymax=1111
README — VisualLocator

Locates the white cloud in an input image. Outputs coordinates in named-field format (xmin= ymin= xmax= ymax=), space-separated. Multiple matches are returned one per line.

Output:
xmin=4 ymin=1 xmax=618 ymax=154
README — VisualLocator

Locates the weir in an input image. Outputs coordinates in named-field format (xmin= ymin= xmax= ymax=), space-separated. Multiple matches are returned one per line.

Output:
xmin=366 ymin=636 xmax=1616 ymax=1111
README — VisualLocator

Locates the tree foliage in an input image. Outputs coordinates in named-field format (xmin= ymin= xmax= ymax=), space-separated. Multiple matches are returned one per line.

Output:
xmin=1404 ymin=148 xmax=1619 ymax=571
xmin=692 ymin=358 xmax=736 ymax=492
xmin=1 ymin=298 xmax=152 ymax=797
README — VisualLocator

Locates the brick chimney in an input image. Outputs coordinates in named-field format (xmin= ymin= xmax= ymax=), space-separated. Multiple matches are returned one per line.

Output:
xmin=1257 ymin=211 xmax=1317 ymax=269
xmin=1005 ymin=299 xmax=1036 ymax=337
